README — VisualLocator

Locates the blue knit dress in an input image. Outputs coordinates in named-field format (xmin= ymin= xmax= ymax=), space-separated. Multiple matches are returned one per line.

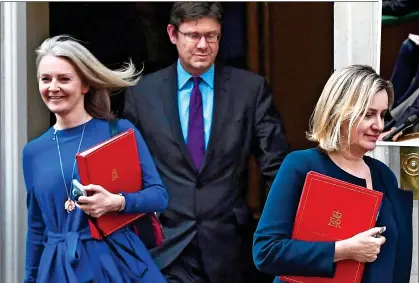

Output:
xmin=23 ymin=118 xmax=168 ymax=283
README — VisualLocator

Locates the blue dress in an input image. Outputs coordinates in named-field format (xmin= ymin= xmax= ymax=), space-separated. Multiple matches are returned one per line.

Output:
xmin=23 ymin=118 xmax=168 ymax=283
xmin=253 ymin=147 xmax=413 ymax=283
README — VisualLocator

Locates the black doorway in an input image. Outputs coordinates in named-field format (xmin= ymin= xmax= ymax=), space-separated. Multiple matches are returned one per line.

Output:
xmin=49 ymin=2 xmax=247 ymax=118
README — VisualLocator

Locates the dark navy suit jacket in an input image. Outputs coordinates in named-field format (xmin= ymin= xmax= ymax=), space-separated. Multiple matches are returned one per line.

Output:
xmin=123 ymin=63 xmax=290 ymax=282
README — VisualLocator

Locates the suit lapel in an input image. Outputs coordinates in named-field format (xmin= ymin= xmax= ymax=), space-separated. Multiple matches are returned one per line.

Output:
xmin=199 ymin=65 xmax=231 ymax=175
xmin=159 ymin=64 xmax=196 ymax=172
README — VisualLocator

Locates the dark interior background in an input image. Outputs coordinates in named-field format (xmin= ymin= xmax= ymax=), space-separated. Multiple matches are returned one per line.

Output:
xmin=49 ymin=2 xmax=247 ymax=118
xmin=49 ymin=2 xmax=334 ymax=152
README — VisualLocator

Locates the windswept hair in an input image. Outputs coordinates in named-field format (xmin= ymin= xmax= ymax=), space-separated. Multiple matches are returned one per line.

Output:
xmin=307 ymin=65 xmax=394 ymax=152
xmin=36 ymin=35 xmax=141 ymax=120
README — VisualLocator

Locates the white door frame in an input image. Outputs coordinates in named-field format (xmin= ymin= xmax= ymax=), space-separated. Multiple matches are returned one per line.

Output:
xmin=1 ymin=3 xmax=28 ymax=283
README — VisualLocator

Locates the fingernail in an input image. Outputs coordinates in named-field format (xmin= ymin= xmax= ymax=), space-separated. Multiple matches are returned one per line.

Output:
xmin=382 ymin=226 xmax=386 ymax=233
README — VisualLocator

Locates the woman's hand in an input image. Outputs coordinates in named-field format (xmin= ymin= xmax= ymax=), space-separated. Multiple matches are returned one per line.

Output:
xmin=76 ymin=184 xmax=123 ymax=218
xmin=335 ymin=227 xmax=386 ymax=263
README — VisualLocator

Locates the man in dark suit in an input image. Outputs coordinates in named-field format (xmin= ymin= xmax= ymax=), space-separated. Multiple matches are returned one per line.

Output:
xmin=122 ymin=2 xmax=290 ymax=283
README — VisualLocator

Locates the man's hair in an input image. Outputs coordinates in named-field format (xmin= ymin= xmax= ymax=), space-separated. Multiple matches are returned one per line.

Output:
xmin=169 ymin=2 xmax=223 ymax=29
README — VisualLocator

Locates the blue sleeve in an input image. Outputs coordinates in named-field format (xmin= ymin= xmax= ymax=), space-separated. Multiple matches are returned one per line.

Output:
xmin=117 ymin=119 xmax=168 ymax=214
xmin=23 ymin=145 xmax=46 ymax=283
xmin=253 ymin=151 xmax=336 ymax=277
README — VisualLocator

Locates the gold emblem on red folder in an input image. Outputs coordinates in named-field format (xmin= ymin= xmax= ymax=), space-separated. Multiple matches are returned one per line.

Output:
xmin=112 ymin=169 xmax=119 ymax=181
xmin=328 ymin=210 xmax=342 ymax=228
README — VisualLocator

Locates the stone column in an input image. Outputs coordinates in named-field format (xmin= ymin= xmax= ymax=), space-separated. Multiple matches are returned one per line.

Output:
xmin=1 ymin=2 xmax=28 ymax=283
xmin=334 ymin=1 xmax=380 ymax=72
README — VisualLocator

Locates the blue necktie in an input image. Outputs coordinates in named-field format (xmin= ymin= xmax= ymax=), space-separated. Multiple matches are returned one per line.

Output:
xmin=187 ymin=77 xmax=205 ymax=170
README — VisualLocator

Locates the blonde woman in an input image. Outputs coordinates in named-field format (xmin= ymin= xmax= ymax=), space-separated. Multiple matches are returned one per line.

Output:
xmin=253 ymin=65 xmax=413 ymax=283
xmin=23 ymin=35 xmax=168 ymax=283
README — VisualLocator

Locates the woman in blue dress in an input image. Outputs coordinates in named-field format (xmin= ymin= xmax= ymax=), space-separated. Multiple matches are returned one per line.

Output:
xmin=253 ymin=65 xmax=413 ymax=283
xmin=23 ymin=35 xmax=168 ymax=283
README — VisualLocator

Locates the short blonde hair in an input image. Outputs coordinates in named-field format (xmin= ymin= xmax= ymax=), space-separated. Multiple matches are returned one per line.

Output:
xmin=36 ymin=35 xmax=141 ymax=120
xmin=307 ymin=65 xmax=394 ymax=152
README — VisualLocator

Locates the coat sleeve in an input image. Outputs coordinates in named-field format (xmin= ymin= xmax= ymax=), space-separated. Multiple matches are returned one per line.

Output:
xmin=253 ymin=79 xmax=290 ymax=188
xmin=253 ymin=151 xmax=336 ymax=277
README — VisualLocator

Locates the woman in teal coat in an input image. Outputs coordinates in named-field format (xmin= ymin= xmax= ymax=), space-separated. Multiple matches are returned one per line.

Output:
xmin=253 ymin=65 xmax=413 ymax=283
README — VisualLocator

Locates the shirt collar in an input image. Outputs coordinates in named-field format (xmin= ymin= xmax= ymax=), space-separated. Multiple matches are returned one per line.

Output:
xmin=177 ymin=59 xmax=214 ymax=90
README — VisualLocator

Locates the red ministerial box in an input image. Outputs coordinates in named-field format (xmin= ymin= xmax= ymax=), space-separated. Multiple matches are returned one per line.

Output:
xmin=76 ymin=128 xmax=144 ymax=240
xmin=280 ymin=171 xmax=383 ymax=283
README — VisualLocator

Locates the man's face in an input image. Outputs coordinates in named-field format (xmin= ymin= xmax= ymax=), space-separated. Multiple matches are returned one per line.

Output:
xmin=167 ymin=17 xmax=221 ymax=75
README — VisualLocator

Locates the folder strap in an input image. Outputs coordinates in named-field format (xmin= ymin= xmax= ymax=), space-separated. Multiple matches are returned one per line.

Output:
xmin=109 ymin=119 xmax=120 ymax=137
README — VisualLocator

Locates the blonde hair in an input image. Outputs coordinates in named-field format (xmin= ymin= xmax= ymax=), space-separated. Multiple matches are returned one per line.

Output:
xmin=307 ymin=65 xmax=394 ymax=152
xmin=36 ymin=35 xmax=141 ymax=120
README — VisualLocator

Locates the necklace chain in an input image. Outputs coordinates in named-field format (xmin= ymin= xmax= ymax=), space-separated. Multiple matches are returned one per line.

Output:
xmin=54 ymin=121 xmax=87 ymax=201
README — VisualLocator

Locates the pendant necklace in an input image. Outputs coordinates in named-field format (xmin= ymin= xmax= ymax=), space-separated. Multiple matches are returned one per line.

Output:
xmin=54 ymin=121 xmax=87 ymax=213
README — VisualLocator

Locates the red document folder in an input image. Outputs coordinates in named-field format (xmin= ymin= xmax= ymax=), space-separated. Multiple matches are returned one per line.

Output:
xmin=76 ymin=128 xmax=144 ymax=240
xmin=280 ymin=171 xmax=383 ymax=283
